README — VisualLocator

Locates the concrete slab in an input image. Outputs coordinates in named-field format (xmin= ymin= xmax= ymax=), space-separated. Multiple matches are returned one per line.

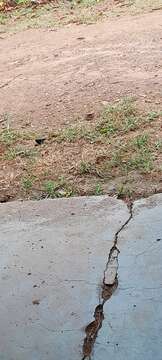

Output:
xmin=94 ymin=194 xmax=162 ymax=360
xmin=0 ymin=196 xmax=129 ymax=360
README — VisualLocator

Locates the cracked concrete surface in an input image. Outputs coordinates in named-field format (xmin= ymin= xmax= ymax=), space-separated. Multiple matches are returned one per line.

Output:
xmin=94 ymin=194 xmax=162 ymax=360
xmin=0 ymin=194 xmax=162 ymax=360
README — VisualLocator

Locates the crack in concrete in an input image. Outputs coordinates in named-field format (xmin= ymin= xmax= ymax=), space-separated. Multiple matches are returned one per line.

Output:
xmin=82 ymin=202 xmax=133 ymax=359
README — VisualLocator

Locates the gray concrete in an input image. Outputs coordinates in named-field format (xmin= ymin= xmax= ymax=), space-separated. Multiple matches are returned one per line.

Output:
xmin=94 ymin=194 xmax=162 ymax=360
xmin=0 ymin=196 xmax=129 ymax=360
xmin=0 ymin=194 xmax=162 ymax=360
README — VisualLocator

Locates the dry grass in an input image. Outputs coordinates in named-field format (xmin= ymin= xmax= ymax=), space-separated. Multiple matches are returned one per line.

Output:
xmin=0 ymin=97 xmax=162 ymax=202
xmin=0 ymin=0 xmax=161 ymax=33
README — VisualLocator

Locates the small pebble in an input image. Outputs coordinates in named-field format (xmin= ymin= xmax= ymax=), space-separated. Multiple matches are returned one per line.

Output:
xmin=32 ymin=299 xmax=40 ymax=305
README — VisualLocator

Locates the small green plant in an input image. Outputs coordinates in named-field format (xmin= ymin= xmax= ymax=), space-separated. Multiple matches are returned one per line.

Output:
xmin=97 ymin=98 xmax=138 ymax=136
xmin=15 ymin=0 xmax=30 ymax=4
xmin=98 ymin=122 xmax=117 ymax=136
xmin=94 ymin=183 xmax=103 ymax=195
xmin=44 ymin=180 xmax=57 ymax=197
xmin=147 ymin=111 xmax=159 ymax=122
xmin=110 ymin=150 xmax=123 ymax=168
xmin=133 ymin=134 xmax=149 ymax=149
xmin=123 ymin=115 xmax=139 ymax=132
xmin=4 ymin=148 xmax=17 ymax=160
xmin=0 ymin=129 xmax=18 ymax=146
xmin=117 ymin=184 xmax=132 ymax=199
xmin=126 ymin=151 xmax=153 ymax=173
xmin=0 ymin=14 xmax=7 ymax=25
xmin=43 ymin=178 xmax=73 ymax=198
xmin=79 ymin=161 xmax=92 ymax=174
xmin=22 ymin=176 xmax=35 ymax=190
xmin=60 ymin=127 xmax=78 ymax=142
xmin=4 ymin=147 xmax=37 ymax=160
xmin=155 ymin=140 xmax=162 ymax=151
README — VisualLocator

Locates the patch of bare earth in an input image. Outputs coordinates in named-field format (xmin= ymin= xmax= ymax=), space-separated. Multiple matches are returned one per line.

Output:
xmin=0 ymin=9 xmax=162 ymax=201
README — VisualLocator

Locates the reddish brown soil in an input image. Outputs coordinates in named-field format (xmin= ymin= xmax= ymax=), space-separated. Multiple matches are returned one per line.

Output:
xmin=0 ymin=10 xmax=162 ymax=201
xmin=0 ymin=10 xmax=161 ymax=130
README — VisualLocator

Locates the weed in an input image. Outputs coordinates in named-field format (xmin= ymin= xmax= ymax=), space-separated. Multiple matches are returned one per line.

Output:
xmin=116 ymin=184 xmax=132 ymax=199
xmin=155 ymin=139 xmax=162 ymax=151
xmin=110 ymin=150 xmax=124 ymax=168
xmin=79 ymin=128 xmax=98 ymax=143
xmin=44 ymin=180 xmax=57 ymax=197
xmin=79 ymin=161 xmax=92 ymax=174
xmin=0 ymin=129 xmax=18 ymax=146
xmin=97 ymin=98 xmax=139 ymax=136
xmin=133 ymin=134 xmax=149 ymax=149
xmin=147 ymin=111 xmax=159 ymax=122
xmin=0 ymin=14 xmax=7 ymax=25
xmin=94 ymin=183 xmax=103 ymax=195
xmin=123 ymin=115 xmax=139 ymax=132
xmin=126 ymin=151 xmax=153 ymax=173
xmin=43 ymin=178 xmax=73 ymax=198
xmin=98 ymin=122 xmax=117 ymax=136
xmin=53 ymin=126 xmax=99 ymax=144
xmin=4 ymin=147 xmax=37 ymax=160
xmin=60 ymin=127 xmax=78 ymax=142
xmin=15 ymin=0 xmax=30 ymax=4
xmin=22 ymin=176 xmax=35 ymax=190
xmin=4 ymin=148 xmax=17 ymax=160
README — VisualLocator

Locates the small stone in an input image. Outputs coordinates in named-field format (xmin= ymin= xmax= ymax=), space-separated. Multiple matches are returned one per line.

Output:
xmin=85 ymin=112 xmax=94 ymax=121
xmin=35 ymin=138 xmax=46 ymax=145
xmin=32 ymin=299 xmax=40 ymax=305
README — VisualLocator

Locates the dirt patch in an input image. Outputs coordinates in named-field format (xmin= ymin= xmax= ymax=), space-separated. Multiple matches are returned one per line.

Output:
xmin=0 ymin=10 xmax=162 ymax=201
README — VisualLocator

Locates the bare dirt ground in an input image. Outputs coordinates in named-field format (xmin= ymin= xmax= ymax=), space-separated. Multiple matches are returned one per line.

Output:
xmin=0 ymin=4 xmax=162 ymax=201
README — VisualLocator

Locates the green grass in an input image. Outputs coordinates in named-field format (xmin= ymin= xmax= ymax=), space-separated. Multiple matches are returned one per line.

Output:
xmin=93 ymin=183 xmax=103 ymax=195
xmin=0 ymin=13 xmax=7 ymax=24
xmin=96 ymin=130 xmax=154 ymax=176
xmin=4 ymin=147 xmax=37 ymax=160
xmin=79 ymin=160 xmax=92 ymax=174
xmin=155 ymin=139 xmax=162 ymax=151
xmin=0 ymin=129 xmax=19 ymax=146
xmin=50 ymin=125 xmax=99 ymax=144
xmin=59 ymin=127 xmax=79 ymax=142
xmin=21 ymin=175 xmax=36 ymax=190
xmin=126 ymin=151 xmax=153 ymax=173
xmin=96 ymin=98 xmax=140 ymax=136
xmin=43 ymin=177 xmax=74 ymax=198
xmin=96 ymin=99 xmax=161 ymax=138
xmin=132 ymin=134 xmax=149 ymax=149
xmin=0 ymin=97 xmax=161 ymax=201
xmin=116 ymin=184 xmax=133 ymax=199
xmin=0 ymin=128 xmax=36 ymax=146
xmin=147 ymin=111 xmax=160 ymax=122
xmin=15 ymin=0 xmax=30 ymax=4
xmin=129 ymin=134 xmax=153 ymax=172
